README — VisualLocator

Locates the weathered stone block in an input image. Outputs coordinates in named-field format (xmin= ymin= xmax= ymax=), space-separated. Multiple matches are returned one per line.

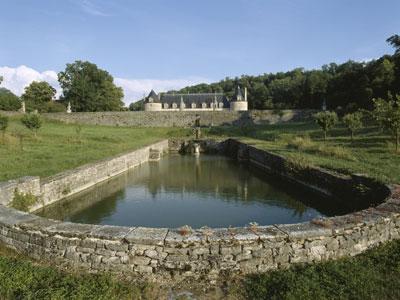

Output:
xmin=130 ymin=255 xmax=151 ymax=266
xmin=125 ymin=227 xmax=168 ymax=246
xmin=276 ymin=222 xmax=332 ymax=239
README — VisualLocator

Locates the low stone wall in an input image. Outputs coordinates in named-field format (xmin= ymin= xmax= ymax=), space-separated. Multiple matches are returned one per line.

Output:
xmin=0 ymin=140 xmax=169 ymax=211
xmin=43 ymin=110 xmax=315 ymax=127
xmin=223 ymin=139 xmax=390 ymax=210
xmin=0 ymin=138 xmax=398 ymax=283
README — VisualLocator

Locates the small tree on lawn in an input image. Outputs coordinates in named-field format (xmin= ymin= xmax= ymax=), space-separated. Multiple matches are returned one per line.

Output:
xmin=372 ymin=95 xmax=400 ymax=152
xmin=0 ymin=114 xmax=8 ymax=143
xmin=343 ymin=111 xmax=363 ymax=141
xmin=21 ymin=114 xmax=42 ymax=137
xmin=314 ymin=111 xmax=338 ymax=141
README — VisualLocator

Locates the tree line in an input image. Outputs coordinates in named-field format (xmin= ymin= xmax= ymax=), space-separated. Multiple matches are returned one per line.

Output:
xmin=171 ymin=35 xmax=400 ymax=112
xmin=1 ymin=35 xmax=399 ymax=112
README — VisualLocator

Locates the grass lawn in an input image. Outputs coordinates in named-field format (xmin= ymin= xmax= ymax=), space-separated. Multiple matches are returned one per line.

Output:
xmin=0 ymin=116 xmax=400 ymax=299
xmin=204 ymin=122 xmax=400 ymax=184
xmin=0 ymin=117 xmax=191 ymax=181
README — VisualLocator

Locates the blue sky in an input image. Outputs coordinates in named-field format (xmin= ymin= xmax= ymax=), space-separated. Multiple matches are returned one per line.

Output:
xmin=0 ymin=0 xmax=399 ymax=103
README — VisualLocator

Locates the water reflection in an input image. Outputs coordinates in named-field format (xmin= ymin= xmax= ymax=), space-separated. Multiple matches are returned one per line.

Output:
xmin=38 ymin=155 xmax=338 ymax=228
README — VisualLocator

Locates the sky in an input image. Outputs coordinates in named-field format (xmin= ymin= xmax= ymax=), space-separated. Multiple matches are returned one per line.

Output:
xmin=0 ymin=0 xmax=399 ymax=105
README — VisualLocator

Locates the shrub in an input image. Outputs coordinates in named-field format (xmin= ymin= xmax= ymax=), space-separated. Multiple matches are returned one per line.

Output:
xmin=0 ymin=114 xmax=8 ymax=142
xmin=21 ymin=113 xmax=42 ymax=137
xmin=314 ymin=111 xmax=338 ymax=140
xmin=343 ymin=111 xmax=363 ymax=141
xmin=10 ymin=189 xmax=38 ymax=212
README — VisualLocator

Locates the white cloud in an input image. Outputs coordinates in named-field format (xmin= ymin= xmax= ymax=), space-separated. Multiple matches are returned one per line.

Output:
xmin=0 ymin=65 xmax=61 ymax=98
xmin=0 ymin=65 xmax=210 ymax=106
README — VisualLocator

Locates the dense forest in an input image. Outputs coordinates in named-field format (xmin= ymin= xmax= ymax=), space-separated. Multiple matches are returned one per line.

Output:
xmin=167 ymin=36 xmax=400 ymax=112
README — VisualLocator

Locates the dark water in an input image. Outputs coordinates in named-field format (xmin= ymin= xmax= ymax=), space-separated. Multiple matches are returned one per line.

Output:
xmin=38 ymin=155 xmax=336 ymax=228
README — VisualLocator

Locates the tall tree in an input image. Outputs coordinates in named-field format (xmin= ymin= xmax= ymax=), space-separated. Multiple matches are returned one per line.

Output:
xmin=387 ymin=34 xmax=400 ymax=55
xmin=58 ymin=61 xmax=124 ymax=112
xmin=21 ymin=81 xmax=56 ymax=112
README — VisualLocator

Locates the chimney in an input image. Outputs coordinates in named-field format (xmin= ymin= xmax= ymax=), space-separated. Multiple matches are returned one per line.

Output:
xmin=244 ymin=87 xmax=247 ymax=102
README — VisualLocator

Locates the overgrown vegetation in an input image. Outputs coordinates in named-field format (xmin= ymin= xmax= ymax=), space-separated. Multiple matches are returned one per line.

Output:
xmin=9 ymin=190 xmax=38 ymax=212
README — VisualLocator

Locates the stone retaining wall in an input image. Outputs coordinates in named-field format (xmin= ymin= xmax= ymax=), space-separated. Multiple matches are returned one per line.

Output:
xmin=43 ymin=110 xmax=314 ymax=127
xmin=0 ymin=139 xmax=398 ymax=283
xmin=0 ymin=140 xmax=169 ymax=211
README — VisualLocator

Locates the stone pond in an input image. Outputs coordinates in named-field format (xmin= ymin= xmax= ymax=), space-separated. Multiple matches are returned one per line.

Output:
xmin=0 ymin=138 xmax=399 ymax=283
xmin=37 ymin=154 xmax=343 ymax=228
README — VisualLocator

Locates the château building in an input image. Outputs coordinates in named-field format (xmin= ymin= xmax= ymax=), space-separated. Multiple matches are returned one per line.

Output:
xmin=144 ymin=86 xmax=248 ymax=111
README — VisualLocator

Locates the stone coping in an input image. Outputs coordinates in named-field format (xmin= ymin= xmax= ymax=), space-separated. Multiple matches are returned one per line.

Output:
xmin=1 ymin=190 xmax=399 ymax=249
xmin=0 ymin=138 xmax=398 ymax=281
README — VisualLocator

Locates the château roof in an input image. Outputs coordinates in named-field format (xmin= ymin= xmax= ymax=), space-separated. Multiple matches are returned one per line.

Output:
xmin=146 ymin=90 xmax=160 ymax=103
xmin=232 ymin=86 xmax=244 ymax=102
xmin=160 ymin=93 xmax=229 ymax=107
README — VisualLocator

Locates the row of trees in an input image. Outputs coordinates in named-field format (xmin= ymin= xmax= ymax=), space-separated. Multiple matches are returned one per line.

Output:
xmin=172 ymin=35 xmax=400 ymax=112
xmin=314 ymin=93 xmax=400 ymax=151
xmin=0 ymin=61 xmax=125 ymax=112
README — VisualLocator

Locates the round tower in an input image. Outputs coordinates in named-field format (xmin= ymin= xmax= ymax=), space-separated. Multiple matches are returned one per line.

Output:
xmin=144 ymin=90 xmax=162 ymax=111
xmin=230 ymin=86 xmax=248 ymax=111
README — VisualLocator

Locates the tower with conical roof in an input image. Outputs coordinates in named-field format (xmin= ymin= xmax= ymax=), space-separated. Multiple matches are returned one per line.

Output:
xmin=144 ymin=90 xmax=162 ymax=111
xmin=230 ymin=86 xmax=248 ymax=111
